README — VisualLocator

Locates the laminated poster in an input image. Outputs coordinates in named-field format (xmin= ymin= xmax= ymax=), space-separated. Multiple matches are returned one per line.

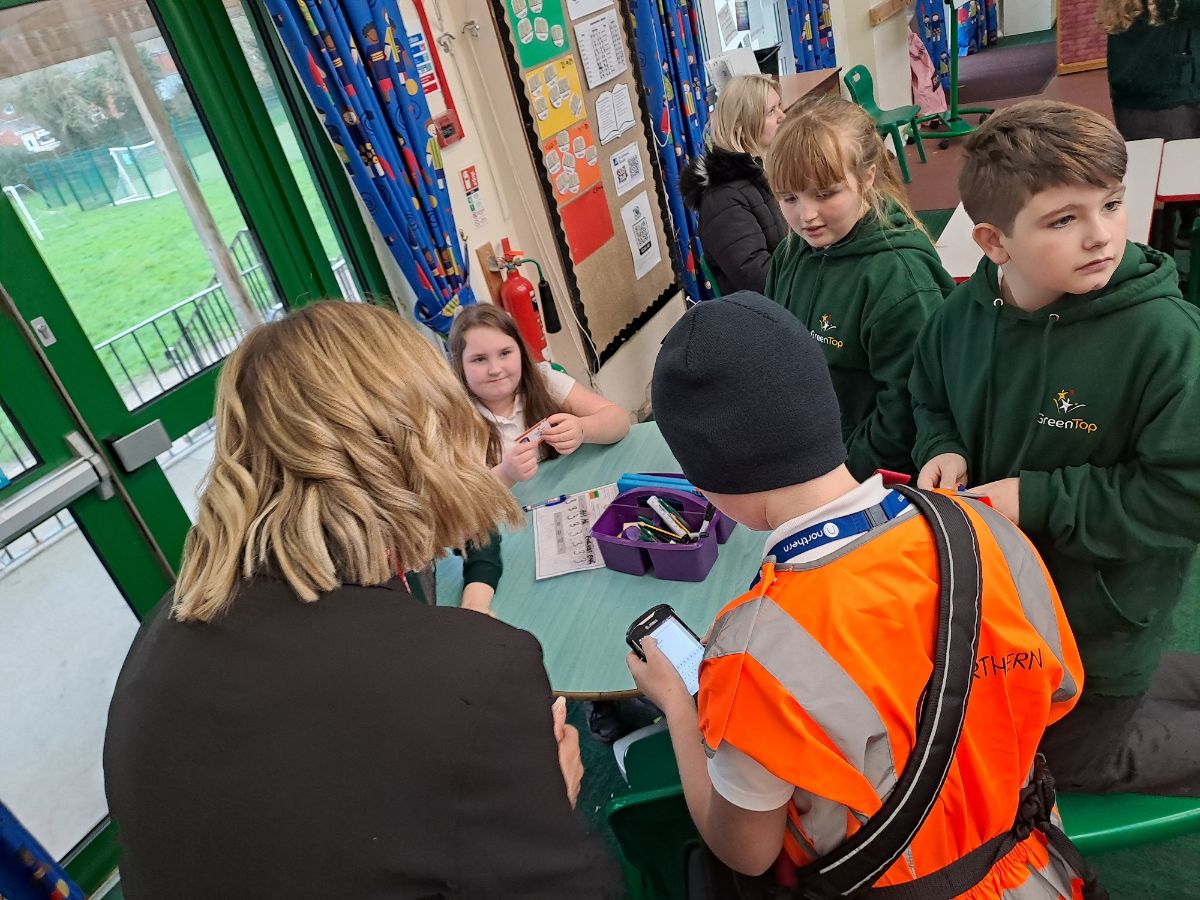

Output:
xmin=608 ymin=142 xmax=644 ymax=196
xmin=506 ymin=0 xmax=571 ymax=69
xmin=526 ymin=57 xmax=587 ymax=140
xmin=566 ymin=0 xmax=613 ymax=20
xmin=574 ymin=9 xmax=627 ymax=89
xmin=542 ymin=122 xmax=601 ymax=204
xmin=621 ymin=190 xmax=661 ymax=280
xmin=560 ymin=182 xmax=614 ymax=264
xmin=594 ymin=82 xmax=636 ymax=144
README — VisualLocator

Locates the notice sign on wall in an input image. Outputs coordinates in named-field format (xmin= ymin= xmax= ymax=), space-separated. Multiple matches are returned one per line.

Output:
xmin=460 ymin=165 xmax=488 ymax=228
xmin=408 ymin=31 xmax=439 ymax=95
xmin=574 ymin=9 xmax=627 ymax=89
xmin=506 ymin=0 xmax=571 ymax=68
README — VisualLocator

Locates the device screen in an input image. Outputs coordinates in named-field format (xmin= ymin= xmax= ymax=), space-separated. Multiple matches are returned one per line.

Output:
xmin=647 ymin=616 xmax=704 ymax=695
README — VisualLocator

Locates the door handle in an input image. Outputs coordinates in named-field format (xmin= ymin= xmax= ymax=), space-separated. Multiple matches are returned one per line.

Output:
xmin=0 ymin=432 xmax=113 ymax=548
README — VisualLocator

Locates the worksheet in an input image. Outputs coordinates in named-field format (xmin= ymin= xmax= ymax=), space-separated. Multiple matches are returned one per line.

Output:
xmin=533 ymin=483 xmax=619 ymax=579
xmin=574 ymin=10 xmax=627 ymax=89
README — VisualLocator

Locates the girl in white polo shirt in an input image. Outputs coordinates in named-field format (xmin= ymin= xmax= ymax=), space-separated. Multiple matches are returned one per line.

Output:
xmin=449 ymin=304 xmax=630 ymax=488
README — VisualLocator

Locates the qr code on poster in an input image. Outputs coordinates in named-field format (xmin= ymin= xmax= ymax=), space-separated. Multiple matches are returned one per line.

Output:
xmin=633 ymin=214 xmax=652 ymax=253
xmin=617 ymin=154 xmax=642 ymax=187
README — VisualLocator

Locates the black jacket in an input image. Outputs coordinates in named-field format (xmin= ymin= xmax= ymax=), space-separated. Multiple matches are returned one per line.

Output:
xmin=680 ymin=146 xmax=787 ymax=295
xmin=104 ymin=576 xmax=612 ymax=899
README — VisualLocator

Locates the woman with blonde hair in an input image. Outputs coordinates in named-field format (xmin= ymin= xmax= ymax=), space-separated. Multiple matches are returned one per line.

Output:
xmin=680 ymin=73 xmax=787 ymax=294
xmin=103 ymin=301 xmax=611 ymax=899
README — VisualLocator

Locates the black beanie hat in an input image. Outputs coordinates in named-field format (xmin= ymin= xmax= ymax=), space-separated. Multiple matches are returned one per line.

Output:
xmin=651 ymin=291 xmax=846 ymax=494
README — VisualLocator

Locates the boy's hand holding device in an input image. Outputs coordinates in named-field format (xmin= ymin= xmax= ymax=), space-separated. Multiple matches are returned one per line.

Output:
xmin=541 ymin=412 xmax=585 ymax=455
xmin=917 ymin=452 xmax=969 ymax=491
xmin=496 ymin=439 xmax=540 ymax=487
xmin=627 ymin=637 xmax=696 ymax=717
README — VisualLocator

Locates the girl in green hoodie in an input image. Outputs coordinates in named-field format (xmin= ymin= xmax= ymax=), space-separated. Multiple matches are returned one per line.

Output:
xmin=763 ymin=95 xmax=954 ymax=479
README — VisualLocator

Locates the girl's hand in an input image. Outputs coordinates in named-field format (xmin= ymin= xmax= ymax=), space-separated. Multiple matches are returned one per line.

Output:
xmin=917 ymin=453 xmax=969 ymax=490
xmin=542 ymin=413 xmax=585 ymax=455
xmin=496 ymin=440 xmax=540 ymax=487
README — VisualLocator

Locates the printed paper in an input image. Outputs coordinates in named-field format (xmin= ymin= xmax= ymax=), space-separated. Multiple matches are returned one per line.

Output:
xmin=608 ymin=142 xmax=645 ymax=196
xmin=621 ymin=190 xmax=661 ymax=279
xmin=574 ymin=10 xmax=627 ymax=89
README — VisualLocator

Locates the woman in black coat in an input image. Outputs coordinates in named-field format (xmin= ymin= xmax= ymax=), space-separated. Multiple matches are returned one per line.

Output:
xmin=681 ymin=74 xmax=788 ymax=295
xmin=103 ymin=302 xmax=612 ymax=899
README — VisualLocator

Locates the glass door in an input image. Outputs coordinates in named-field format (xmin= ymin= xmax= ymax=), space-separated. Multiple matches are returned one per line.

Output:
xmin=1 ymin=276 xmax=183 ymax=894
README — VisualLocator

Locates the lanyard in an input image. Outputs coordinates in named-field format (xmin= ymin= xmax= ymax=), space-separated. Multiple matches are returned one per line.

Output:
xmin=765 ymin=490 xmax=911 ymax=565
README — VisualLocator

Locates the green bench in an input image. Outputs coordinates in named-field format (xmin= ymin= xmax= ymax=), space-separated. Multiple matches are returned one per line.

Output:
xmin=606 ymin=730 xmax=1200 ymax=898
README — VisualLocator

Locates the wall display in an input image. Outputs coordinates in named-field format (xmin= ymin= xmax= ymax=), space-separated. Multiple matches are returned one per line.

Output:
xmin=494 ymin=0 xmax=679 ymax=369
xmin=594 ymin=82 xmax=636 ymax=144
xmin=505 ymin=0 xmax=572 ymax=68
xmin=608 ymin=142 xmax=644 ymax=196
xmin=566 ymin=0 xmax=614 ymax=20
xmin=620 ymin=191 xmax=662 ymax=279
xmin=526 ymin=57 xmax=587 ymax=140
xmin=560 ymin=183 xmax=615 ymax=263
xmin=574 ymin=9 xmax=628 ymax=89
xmin=542 ymin=122 xmax=602 ymax=204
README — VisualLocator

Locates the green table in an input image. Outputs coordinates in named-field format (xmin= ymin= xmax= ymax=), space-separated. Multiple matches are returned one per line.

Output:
xmin=436 ymin=422 xmax=763 ymax=698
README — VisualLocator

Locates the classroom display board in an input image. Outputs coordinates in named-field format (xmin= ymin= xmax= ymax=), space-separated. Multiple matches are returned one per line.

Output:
xmin=493 ymin=0 xmax=680 ymax=369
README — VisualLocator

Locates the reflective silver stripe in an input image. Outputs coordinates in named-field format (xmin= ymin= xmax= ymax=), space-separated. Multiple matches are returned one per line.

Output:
xmin=786 ymin=815 xmax=821 ymax=861
xmin=706 ymin=595 xmax=898 ymax=802
xmin=962 ymin=498 xmax=1079 ymax=703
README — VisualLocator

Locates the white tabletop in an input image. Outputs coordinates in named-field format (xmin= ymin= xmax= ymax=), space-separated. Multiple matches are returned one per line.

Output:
xmin=933 ymin=202 xmax=980 ymax=283
xmin=1124 ymin=138 xmax=1163 ymax=239
xmin=1157 ymin=138 xmax=1200 ymax=203
xmin=935 ymin=139 xmax=1163 ymax=282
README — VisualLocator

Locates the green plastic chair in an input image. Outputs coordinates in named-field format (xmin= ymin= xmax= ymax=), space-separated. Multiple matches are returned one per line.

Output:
xmin=843 ymin=65 xmax=927 ymax=185
xmin=1059 ymin=793 xmax=1200 ymax=854
xmin=623 ymin=727 xmax=680 ymax=792
xmin=605 ymin=784 xmax=699 ymax=900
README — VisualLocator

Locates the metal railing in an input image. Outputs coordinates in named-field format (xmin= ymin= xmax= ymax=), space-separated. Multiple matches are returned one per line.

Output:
xmin=92 ymin=230 xmax=358 ymax=410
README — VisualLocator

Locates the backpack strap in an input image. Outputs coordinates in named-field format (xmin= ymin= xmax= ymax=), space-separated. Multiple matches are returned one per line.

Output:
xmin=792 ymin=486 xmax=983 ymax=898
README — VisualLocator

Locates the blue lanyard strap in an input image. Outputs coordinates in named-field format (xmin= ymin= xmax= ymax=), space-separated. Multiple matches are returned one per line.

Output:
xmin=764 ymin=490 xmax=911 ymax=565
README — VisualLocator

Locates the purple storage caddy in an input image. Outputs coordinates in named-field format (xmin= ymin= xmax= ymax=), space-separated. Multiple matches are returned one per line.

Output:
xmin=591 ymin=486 xmax=735 ymax=582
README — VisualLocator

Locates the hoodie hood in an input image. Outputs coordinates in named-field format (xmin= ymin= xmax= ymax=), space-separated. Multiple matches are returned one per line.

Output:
xmin=817 ymin=205 xmax=944 ymax=260
xmin=680 ymin=147 xmax=767 ymax=211
xmin=965 ymin=241 xmax=1179 ymax=323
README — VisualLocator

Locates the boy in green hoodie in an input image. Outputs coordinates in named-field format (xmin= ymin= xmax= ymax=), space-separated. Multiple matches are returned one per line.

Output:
xmin=764 ymin=95 xmax=955 ymax=480
xmin=911 ymin=100 xmax=1200 ymax=795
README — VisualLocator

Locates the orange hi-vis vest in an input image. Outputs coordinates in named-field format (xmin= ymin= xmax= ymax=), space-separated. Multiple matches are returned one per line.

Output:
xmin=698 ymin=493 xmax=1086 ymax=899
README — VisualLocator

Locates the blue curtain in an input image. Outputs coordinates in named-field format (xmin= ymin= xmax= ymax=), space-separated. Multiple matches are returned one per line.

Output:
xmin=629 ymin=0 xmax=713 ymax=303
xmin=0 ymin=803 xmax=85 ymax=900
xmin=265 ymin=0 xmax=473 ymax=334
xmin=787 ymin=0 xmax=837 ymax=72
xmin=917 ymin=0 xmax=997 ymax=90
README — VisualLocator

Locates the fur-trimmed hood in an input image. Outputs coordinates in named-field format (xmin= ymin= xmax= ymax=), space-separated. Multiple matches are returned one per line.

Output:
xmin=679 ymin=147 xmax=766 ymax=211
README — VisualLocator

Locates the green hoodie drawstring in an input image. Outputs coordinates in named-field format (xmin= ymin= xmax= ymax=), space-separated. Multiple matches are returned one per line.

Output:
xmin=980 ymin=298 xmax=1005 ymax=480
xmin=1010 ymin=313 xmax=1060 ymax=475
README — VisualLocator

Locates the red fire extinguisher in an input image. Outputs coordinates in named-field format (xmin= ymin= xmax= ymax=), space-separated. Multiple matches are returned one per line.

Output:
xmin=497 ymin=238 xmax=552 ymax=362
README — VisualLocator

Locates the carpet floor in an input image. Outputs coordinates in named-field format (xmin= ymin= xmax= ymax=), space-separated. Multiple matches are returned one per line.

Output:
xmin=957 ymin=40 xmax=1058 ymax=104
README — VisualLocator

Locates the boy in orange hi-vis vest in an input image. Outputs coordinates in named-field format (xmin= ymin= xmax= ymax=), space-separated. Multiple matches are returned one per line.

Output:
xmin=629 ymin=292 xmax=1093 ymax=898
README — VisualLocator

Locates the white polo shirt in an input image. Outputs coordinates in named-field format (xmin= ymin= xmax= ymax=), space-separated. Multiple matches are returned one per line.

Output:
xmin=474 ymin=361 xmax=576 ymax=455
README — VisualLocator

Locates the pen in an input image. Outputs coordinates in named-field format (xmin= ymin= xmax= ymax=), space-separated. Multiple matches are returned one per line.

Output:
xmin=523 ymin=494 xmax=568 ymax=512
xmin=697 ymin=502 xmax=716 ymax=536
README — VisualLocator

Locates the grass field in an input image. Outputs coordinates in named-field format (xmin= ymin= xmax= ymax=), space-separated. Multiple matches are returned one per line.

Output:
xmin=18 ymin=117 xmax=341 ymax=347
